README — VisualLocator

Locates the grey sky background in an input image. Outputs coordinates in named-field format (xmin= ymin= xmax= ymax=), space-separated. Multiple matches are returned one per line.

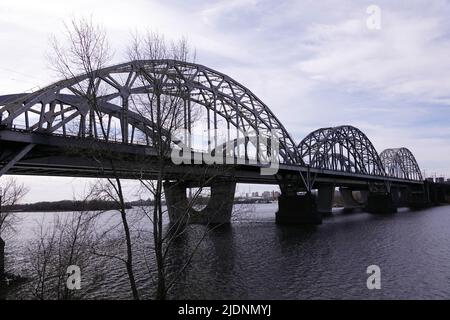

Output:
xmin=1 ymin=0 xmax=450 ymax=202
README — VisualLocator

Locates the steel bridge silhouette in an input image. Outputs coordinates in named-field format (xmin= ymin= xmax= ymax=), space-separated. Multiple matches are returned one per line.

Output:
xmin=0 ymin=60 xmax=447 ymax=224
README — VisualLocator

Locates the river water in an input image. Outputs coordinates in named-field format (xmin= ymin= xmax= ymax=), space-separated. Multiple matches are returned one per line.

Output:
xmin=3 ymin=203 xmax=450 ymax=299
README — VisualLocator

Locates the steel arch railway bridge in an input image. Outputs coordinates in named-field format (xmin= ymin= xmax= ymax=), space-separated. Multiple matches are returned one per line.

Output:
xmin=0 ymin=60 xmax=448 ymax=224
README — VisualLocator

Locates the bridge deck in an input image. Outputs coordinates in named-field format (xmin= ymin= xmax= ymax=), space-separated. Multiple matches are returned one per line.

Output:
xmin=0 ymin=129 xmax=423 ymax=188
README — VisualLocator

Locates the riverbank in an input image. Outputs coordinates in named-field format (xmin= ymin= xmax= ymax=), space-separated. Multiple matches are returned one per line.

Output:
xmin=3 ymin=200 xmax=132 ymax=213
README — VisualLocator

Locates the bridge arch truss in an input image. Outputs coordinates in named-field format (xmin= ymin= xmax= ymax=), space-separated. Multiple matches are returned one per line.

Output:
xmin=0 ymin=60 xmax=301 ymax=165
xmin=380 ymin=148 xmax=423 ymax=181
xmin=298 ymin=125 xmax=386 ymax=176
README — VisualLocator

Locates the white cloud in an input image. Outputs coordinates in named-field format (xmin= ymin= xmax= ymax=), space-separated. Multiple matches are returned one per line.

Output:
xmin=297 ymin=9 xmax=450 ymax=103
xmin=200 ymin=0 xmax=259 ymax=26
xmin=2 ymin=0 xmax=450 ymax=201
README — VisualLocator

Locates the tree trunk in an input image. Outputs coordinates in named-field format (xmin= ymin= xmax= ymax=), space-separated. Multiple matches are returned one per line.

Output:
xmin=111 ymin=174 xmax=139 ymax=300
xmin=121 ymin=210 xmax=139 ymax=300
xmin=0 ymin=236 xmax=5 ymax=281
xmin=153 ymin=175 xmax=166 ymax=300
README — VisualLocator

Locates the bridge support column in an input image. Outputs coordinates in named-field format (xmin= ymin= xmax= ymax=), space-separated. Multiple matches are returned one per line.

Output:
xmin=391 ymin=187 xmax=413 ymax=208
xmin=276 ymin=192 xmax=321 ymax=224
xmin=390 ymin=187 xmax=401 ymax=207
xmin=339 ymin=187 xmax=364 ymax=212
xmin=445 ymin=185 xmax=450 ymax=203
xmin=408 ymin=191 xmax=429 ymax=209
xmin=317 ymin=184 xmax=335 ymax=216
xmin=196 ymin=182 xmax=236 ymax=224
xmin=437 ymin=185 xmax=447 ymax=204
xmin=366 ymin=192 xmax=397 ymax=214
xmin=164 ymin=181 xmax=236 ymax=225
xmin=360 ymin=190 xmax=369 ymax=203
xmin=164 ymin=181 xmax=189 ymax=225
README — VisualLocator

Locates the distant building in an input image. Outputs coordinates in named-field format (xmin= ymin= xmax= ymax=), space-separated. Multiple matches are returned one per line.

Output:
xmin=436 ymin=177 xmax=445 ymax=183
xmin=243 ymin=190 xmax=280 ymax=201
xmin=262 ymin=191 xmax=272 ymax=199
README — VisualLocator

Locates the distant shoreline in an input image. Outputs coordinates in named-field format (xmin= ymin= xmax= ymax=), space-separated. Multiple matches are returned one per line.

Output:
xmin=5 ymin=198 xmax=278 ymax=213
xmin=3 ymin=200 xmax=133 ymax=213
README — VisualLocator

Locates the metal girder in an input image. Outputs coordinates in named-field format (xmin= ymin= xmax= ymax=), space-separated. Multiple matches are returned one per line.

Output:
xmin=0 ymin=60 xmax=425 ymax=186
xmin=380 ymin=148 xmax=423 ymax=181
xmin=0 ymin=143 xmax=35 ymax=176
xmin=0 ymin=60 xmax=301 ymax=166
xmin=0 ymin=129 xmax=424 ymax=185
xmin=298 ymin=125 xmax=386 ymax=176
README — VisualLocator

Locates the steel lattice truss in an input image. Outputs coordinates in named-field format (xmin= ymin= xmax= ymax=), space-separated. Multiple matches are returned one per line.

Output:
xmin=0 ymin=60 xmax=301 ymax=165
xmin=0 ymin=60 xmax=425 ymax=182
xmin=380 ymin=148 xmax=423 ymax=181
xmin=298 ymin=125 xmax=386 ymax=176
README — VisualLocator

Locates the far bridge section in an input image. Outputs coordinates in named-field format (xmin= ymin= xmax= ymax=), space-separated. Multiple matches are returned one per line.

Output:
xmin=1 ymin=59 xmax=448 ymax=225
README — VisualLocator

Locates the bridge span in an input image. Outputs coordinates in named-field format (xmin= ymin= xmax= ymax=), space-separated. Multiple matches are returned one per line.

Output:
xmin=1 ymin=60 xmax=449 ymax=224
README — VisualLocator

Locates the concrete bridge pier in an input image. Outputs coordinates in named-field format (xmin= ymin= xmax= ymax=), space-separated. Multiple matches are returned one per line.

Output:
xmin=408 ymin=191 xmax=429 ymax=209
xmin=420 ymin=181 xmax=448 ymax=206
xmin=366 ymin=192 xmax=397 ymax=214
xmin=391 ymin=187 xmax=401 ymax=207
xmin=164 ymin=180 xmax=236 ymax=225
xmin=276 ymin=192 xmax=322 ymax=224
xmin=436 ymin=186 xmax=447 ymax=204
xmin=443 ymin=185 xmax=450 ymax=202
xmin=391 ymin=187 xmax=416 ymax=208
xmin=339 ymin=187 xmax=365 ymax=212
xmin=317 ymin=184 xmax=335 ymax=216
xmin=360 ymin=190 xmax=369 ymax=203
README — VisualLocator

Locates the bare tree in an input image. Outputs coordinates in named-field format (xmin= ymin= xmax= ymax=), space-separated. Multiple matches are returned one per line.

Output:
xmin=127 ymin=31 xmax=196 ymax=299
xmin=25 ymin=196 xmax=103 ymax=300
xmin=88 ymin=179 xmax=142 ymax=299
xmin=128 ymin=32 xmax=241 ymax=300
xmin=48 ymin=20 xmax=239 ymax=300
xmin=139 ymin=181 xmax=240 ymax=299
xmin=0 ymin=177 xmax=28 ymax=281
xmin=48 ymin=17 xmax=139 ymax=299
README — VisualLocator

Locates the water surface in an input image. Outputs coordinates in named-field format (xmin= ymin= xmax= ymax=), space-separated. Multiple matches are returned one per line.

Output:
xmin=4 ymin=204 xmax=450 ymax=299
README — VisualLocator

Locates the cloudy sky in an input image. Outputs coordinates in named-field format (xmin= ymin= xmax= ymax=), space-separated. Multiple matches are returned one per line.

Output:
xmin=1 ymin=0 xmax=450 ymax=202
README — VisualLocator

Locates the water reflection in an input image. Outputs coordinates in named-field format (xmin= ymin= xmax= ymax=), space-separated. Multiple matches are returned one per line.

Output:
xmin=4 ymin=204 xmax=450 ymax=299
